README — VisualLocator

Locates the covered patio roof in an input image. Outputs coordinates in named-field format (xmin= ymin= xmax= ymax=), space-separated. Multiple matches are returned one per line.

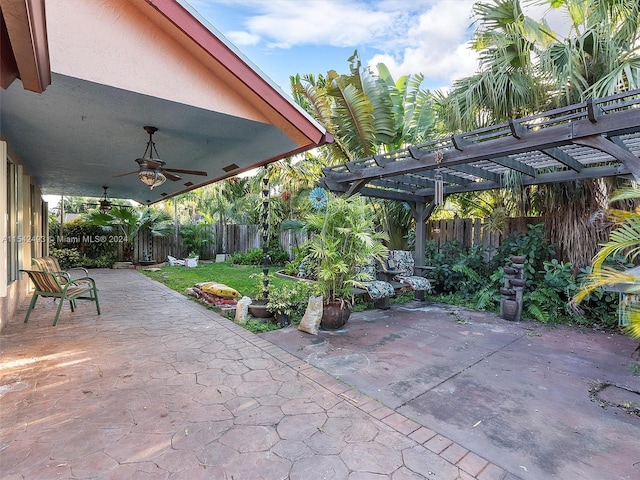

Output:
xmin=320 ymin=89 xmax=640 ymax=207
xmin=0 ymin=0 xmax=331 ymax=205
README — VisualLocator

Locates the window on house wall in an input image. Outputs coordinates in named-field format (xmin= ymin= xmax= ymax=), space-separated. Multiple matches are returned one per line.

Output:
xmin=0 ymin=141 xmax=6 ymax=297
xmin=6 ymin=160 xmax=22 ymax=282
xmin=30 ymin=184 xmax=40 ymax=259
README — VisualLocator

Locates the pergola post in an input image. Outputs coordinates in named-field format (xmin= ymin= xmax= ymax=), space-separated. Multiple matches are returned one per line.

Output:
xmin=411 ymin=201 xmax=435 ymax=301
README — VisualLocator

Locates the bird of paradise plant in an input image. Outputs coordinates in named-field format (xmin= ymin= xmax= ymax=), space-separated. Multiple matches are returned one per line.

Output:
xmin=573 ymin=187 xmax=640 ymax=345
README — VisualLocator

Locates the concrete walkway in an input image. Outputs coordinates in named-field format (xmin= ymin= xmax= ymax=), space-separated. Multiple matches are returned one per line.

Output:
xmin=1 ymin=268 xmax=638 ymax=479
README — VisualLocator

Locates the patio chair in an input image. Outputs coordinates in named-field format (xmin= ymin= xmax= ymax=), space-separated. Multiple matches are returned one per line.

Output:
xmin=20 ymin=269 xmax=101 ymax=326
xmin=381 ymin=250 xmax=433 ymax=299
xmin=32 ymin=256 xmax=92 ymax=284
xmin=167 ymin=255 xmax=185 ymax=266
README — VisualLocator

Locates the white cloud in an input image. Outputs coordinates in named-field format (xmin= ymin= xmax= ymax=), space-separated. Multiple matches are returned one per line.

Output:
xmin=363 ymin=1 xmax=479 ymax=88
xmin=243 ymin=1 xmax=391 ymax=49
xmin=251 ymin=0 xmax=477 ymax=87
xmin=226 ymin=30 xmax=261 ymax=46
xmin=192 ymin=0 xmax=481 ymax=89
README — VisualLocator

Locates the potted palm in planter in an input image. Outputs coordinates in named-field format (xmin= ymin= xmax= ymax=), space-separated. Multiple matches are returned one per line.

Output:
xmin=302 ymin=190 xmax=389 ymax=329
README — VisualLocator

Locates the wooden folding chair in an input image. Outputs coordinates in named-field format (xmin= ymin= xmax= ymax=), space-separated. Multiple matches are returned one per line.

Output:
xmin=20 ymin=269 xmax=101 ymax=326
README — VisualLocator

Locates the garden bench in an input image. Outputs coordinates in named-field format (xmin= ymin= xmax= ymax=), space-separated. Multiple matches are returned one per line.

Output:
xmin=379 ymin=250 xmax=433 ymax=300
xmin=353 ymin=259 xmax=396 ymax=309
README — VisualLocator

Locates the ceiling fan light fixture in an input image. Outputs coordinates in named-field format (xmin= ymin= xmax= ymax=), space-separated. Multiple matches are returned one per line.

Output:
xmin=99 ymin=199 xmax=112 ymax=212
xmin=112 ymin=126 xmax=207 ymax=188
xmin=99 ymin=186 xmax=112 ymax=212
xmin=138 ymin=168 xmax=166 ymax=189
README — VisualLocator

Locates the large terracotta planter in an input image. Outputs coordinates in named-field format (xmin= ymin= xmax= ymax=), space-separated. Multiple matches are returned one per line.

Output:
xmin=320 ymin=301 xmax=352 ymax=330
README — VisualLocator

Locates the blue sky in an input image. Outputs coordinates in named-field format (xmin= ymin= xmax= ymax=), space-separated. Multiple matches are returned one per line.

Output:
xmin=185 ymin=0 xmax=481 ymax=94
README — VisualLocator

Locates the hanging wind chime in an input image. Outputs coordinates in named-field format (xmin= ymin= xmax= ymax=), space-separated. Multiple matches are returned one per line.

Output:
xmin=434 ymin=151 xmax=444 ymax=206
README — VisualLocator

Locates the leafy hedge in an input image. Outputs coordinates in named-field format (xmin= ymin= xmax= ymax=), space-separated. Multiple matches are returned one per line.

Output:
xmin=231 ymin=246 xmax=289 ymax=266
xmin=420 ymin=223 xmax=618 ymax=329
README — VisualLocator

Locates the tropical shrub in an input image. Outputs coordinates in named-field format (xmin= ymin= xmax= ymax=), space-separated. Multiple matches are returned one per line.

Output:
xmin=267 ymin=281 xmax=321 ymax=323
xmin=49 ymin=247 xmax=82 ymax=269
xmin=492 ymin=223 xmax=555 ymax=282
xmin=416 ymin=223 xmax=618 ymax=328
xmin=60 ymin=218 xmax=116 ymax=257
xmin=85 ymin=206 xmax=172 ymax=262
xmin=301 ymin=193 xmax=389 ymax=302
xmin=179 ymin=222 xmax=214 ymax=259
xmin=79 ymin=255 xmax=117 ymax=269
xmin=231 ymin=245 xmax=289 ymax=266
xmin=423 ymin=241 xmax=492 ymax=296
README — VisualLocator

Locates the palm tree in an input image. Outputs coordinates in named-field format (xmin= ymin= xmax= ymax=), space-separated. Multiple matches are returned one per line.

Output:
xmin=291 ymin=51 xmax=439 ymax=245
xmin=436 ymin=0 xmax=550 ymax=132
xmin=574 ymin=185 xmax=640 ymax=346
xmin=540 ymin=0 xmax=640 ymax=102
xmin=85 ymin=206 xmax=172 ymax=261
xmin=438 ymin=0 xmax=640 ymax=269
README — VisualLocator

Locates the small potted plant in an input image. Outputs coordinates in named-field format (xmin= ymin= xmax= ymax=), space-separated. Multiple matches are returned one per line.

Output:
xmin=266 ymin=286 xmax=295 ymax=326
xmin=248 ymin=272 xmax=274 ymax=319
xmin=267 ymin=281 xmax=321 ymax=326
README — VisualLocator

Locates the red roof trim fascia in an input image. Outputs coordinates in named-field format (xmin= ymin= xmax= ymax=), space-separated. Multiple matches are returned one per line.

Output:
xmin=0 ymin=11 xmax=20 ymax=89
xmin=0 ymin=0 xmax=51 ymax=92
xmin=144 ymin=0 xmax=330 ymax=147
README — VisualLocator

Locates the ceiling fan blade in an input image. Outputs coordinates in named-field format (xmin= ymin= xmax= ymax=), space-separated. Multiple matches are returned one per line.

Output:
xmin=164 ymin=171 xmax=182 ymax=181
xmin=112 ymin=170 xmax=139 ymax=178
xmin=163 ymin=168 xmax=208 ymax=176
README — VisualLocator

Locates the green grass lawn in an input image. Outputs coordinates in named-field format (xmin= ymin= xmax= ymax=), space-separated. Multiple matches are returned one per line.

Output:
xmin=141 ymin=261 xmax=303 ymax=333
xmin=140 ymin=261 xmax=295 ymax=298
xmin=140 ymin=260 xmax=412 ymax=333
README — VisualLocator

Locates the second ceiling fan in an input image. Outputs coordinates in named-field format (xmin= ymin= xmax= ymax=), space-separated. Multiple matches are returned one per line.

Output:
xmin=113 ymin=126 xmax=208 ymax=189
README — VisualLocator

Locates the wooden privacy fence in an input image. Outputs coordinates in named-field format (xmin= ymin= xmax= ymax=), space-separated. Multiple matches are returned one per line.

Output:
xmin=426 ymin=217 xmax=540 ymax=253
xmin=131 ymin=224 xmax=309 ymax=262
xmin=129 ymin=218 xmax=541 ymax=263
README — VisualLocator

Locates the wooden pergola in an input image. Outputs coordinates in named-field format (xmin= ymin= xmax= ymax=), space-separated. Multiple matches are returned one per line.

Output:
xmin=319 ymin=89 xmax=640 ymax=297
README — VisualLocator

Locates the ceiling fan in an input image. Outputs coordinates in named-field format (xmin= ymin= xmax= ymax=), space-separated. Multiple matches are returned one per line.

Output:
xmin=51 ymin=186 xmax=117 ymax=213
xmin=98 ymin=186 xmax=112 ymax=212
xmin=113 ymin=126 xmax=208 ymax=189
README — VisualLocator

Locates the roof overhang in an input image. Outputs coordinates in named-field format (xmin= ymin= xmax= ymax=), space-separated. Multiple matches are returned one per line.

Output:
xmin=0 ymin=0 xmax=51 ymax=92
xmin=320 ymin=90 xmax=640 ymax=205
xmin=0 ymin=0 xmax=331 ymax=204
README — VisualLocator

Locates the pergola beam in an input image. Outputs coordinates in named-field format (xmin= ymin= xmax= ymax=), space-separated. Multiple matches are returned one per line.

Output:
xmin=573 ymin=135 xmax=640 ymax=181
xmin=324 ymin=107 xmax=640 ymax=186
xmin=412 ymin=164 xmax=626 ymax=199
xmin=448 ymin=164 xmax=501 ymax=183
xmin=489 ymin=156 xmax=536 ymax=177
xmin=541 ymin=147 xmax=583 ymax=172
xmin=321 ymin=177 xmax=430 ymax=203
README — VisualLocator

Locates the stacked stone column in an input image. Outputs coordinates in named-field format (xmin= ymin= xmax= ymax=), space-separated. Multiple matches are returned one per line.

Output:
xmin=500 ymin=255 xmax=526 ymax=321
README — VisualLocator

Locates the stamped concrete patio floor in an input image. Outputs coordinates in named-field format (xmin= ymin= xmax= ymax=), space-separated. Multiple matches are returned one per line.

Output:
xmin=261 ymin=300 xmax=640 ymax=480
xmin=0 ymin=269 xmax=638 ymax=480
